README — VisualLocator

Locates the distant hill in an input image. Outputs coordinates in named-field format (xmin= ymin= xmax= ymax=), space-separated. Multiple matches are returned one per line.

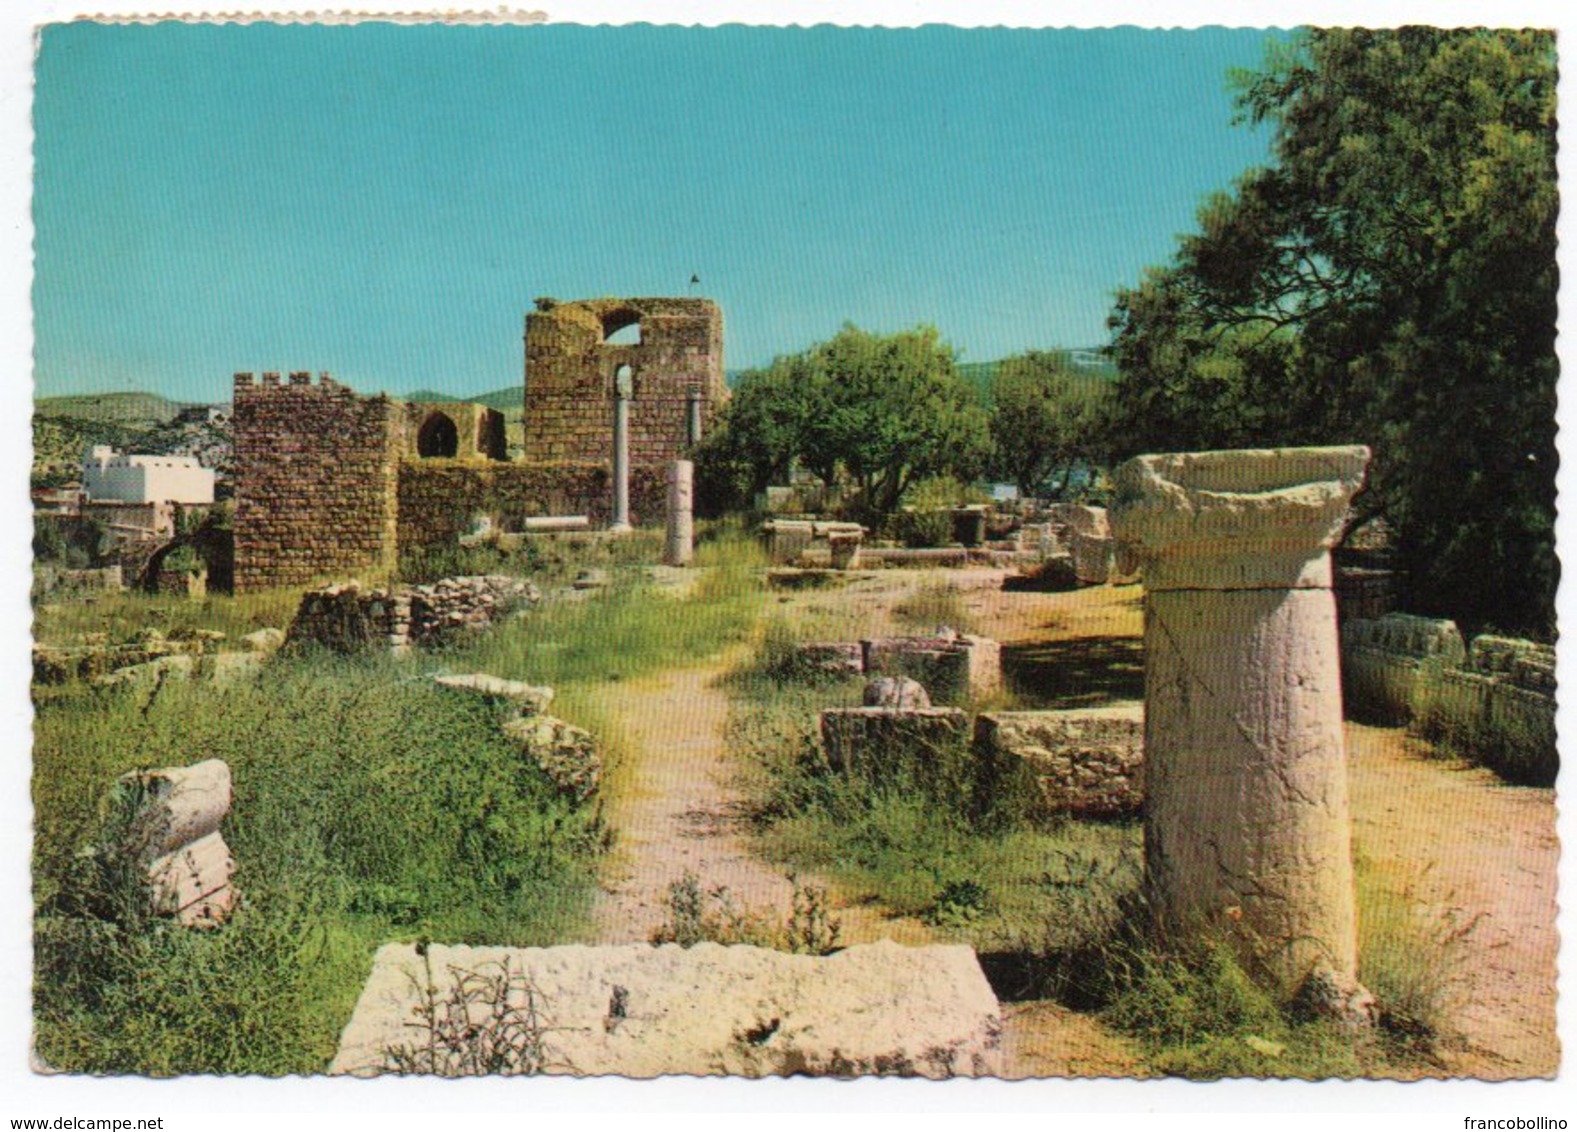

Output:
xmin=406 ymin=387 xmax=519 ymax=412
xmin=36 ymin=391 xmax=189 ymax=425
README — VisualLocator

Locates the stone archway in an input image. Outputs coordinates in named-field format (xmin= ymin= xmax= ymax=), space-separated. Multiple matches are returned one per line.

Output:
xmin=417 ymin=412 xmax=459 ymax=458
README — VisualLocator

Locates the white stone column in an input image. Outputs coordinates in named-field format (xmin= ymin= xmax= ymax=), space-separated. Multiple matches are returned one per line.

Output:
xmin=610 ymin=387 xmax=631 ymax=533
xmin=686 ymin=386 xmax=704 ymax=447
xmin=665 ymin=459 xmax=694 ymax=567
xmin=1110 ymin=446 xmax=1371 ymax=1007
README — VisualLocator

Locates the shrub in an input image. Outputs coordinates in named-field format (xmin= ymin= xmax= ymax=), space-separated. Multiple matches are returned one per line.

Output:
xmin=650 ymin=871 xmax=841 ymax=955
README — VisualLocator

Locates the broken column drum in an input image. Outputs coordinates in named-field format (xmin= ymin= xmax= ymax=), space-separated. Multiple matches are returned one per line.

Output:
xmin=1110 ymin=446 xmax=1370 ymax=999
xmin=665 ymin=459 xmax=694 ymax=567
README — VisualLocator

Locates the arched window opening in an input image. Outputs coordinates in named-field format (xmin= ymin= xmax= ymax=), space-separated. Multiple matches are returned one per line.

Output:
xmin=417 ymin=411 xmax=459 ymax=458
xmin=602 ymin=310 xmax=642 ymax=346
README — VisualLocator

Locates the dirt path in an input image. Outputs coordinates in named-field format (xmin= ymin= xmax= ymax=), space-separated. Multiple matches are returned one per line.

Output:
xmin=588 ymin=650 xmax=930 ymax=947
xmin=1347 ymin=724 xmax=1559 ymax=1079
xmin=584 ymin=572 xmax=1556 ymax=1079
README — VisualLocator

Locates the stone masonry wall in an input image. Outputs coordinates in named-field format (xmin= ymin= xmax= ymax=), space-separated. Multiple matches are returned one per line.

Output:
xmin=522 ymin=297 xmax=725 ymax=466
xmin=233 ymin=372 xmax=402 ymax=593
xmin=403 ymin=401 xmax=507 ymax=461
xmin=397 ymin=460 xmax=667 ymax=547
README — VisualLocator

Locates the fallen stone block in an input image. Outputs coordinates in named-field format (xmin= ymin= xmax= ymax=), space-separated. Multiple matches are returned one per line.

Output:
xmin=791 ymin=641 xmax=865 ymax=677
xmin=107 ymin=759 xmax=236 ymax=928
xmin=819 ymin=706 xmax=971 ymax=790
xmin=863 ymin=675 xmax=931 ymax=709
xmin=329 ymin=940 xmax=1002 ymax=1078
xmin=861 ymin=634 xmax=1001 ymax=703
xmin=241 ymin=627 xmax=286 ymax=654
xmin=89 ymin=653 xmax=195 ymax=690
xmin=434 ymin=673 xmax=555 ymax=715
xmin=974 ymin=704 xmax=1144 ymax=821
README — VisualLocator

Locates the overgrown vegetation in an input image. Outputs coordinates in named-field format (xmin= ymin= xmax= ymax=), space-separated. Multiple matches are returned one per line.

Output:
xmin=651 ymin=871 xmax=842 ymax=955
xmin=1105 ymin=29 xmax=1557 ymax=639
xmin=726 ymin=613 xmax=1464 ymax=1079
xmin=383 ymin=951 xmax=569 ymax=1076
xmin=32 ymin=532 xmax=769 ymax=1074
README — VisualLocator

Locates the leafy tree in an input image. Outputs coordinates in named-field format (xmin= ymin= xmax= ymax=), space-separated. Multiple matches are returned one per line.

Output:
xmin=1105 ymin=29 xmax=1557 ymax=637
xmin=986 ymin=350 xmax=1112 ymax=498
xmin=696 ymin=325 xmax=990 ymax=521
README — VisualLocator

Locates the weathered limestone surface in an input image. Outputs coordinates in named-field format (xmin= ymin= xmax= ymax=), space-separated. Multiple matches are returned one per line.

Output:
xmin=329 ymin=940 xmax=1002 ymax=1078
xmin=522 ymin=297 xmax=725 ymax=467
xmin=396 ymin=461 xmax=665 ymax=548
xmin=792 ymin=641 xmax=866 ymax=676
xmin=232 ymin=372 xmax=402 ymax=593
xmin=819 ymin=706 xmax=970 ymax=784
xmin=111 ymin=759 xmax=236 ymax=927
xmin=664 ymin=459 xmax=694 ymax=566
xmin=1339 ymin=613 xmax=1466 ymax=722
xmin=862 ymin=634 xmax=1001 ymax=703
xmin=974 ymin=704 xmax=1144 ymax=820
xmin=1111 ymin=446 xmax=1371 ymax=1007
xmin=863 ymin=675 xmax=932 ymax=709
xmin=434 ymin=672 xmax=555 ymax=715
xmin=286 ymin=576 xmax=539 ymax=654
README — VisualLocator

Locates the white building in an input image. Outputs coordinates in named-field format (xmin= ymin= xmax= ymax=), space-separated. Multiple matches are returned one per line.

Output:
xmin=82 ymin=446 xmax=215 ymax=505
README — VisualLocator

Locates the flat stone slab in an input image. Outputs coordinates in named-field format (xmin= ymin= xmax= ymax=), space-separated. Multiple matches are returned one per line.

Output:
xmin=329 ymin=940 xmax=1001 ymax=1078
xmin=433 ymin=672 xmax=555 ymax=714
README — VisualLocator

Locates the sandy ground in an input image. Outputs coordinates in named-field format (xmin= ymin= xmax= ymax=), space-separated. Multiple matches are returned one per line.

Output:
xmin=588 ymin=649 xmax=932 ymax=947
xmin=586 ymin=566 xmax=1558 ymax=1078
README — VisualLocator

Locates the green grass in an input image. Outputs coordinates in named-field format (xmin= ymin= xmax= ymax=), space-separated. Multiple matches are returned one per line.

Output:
xmin=892 ymin=580 xmax=978 ymax=635
xmin=444 ymin=532 xmax=766 ymax=688
xmin=32 ymin=653 xmax=608 ymax=1074
xmin=724 ymin=620 xmax=1459 ymax=1080
xmin=34 ymin=587 xmax=303 ymax=650
xmin=32 ymin=530 xmax=771 ymax=1074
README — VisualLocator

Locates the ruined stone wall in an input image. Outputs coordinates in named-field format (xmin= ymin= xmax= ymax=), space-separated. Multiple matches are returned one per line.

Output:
xmin=403 ymin=401 xmax=507 ymax=461
xmin=232 ymin=372 xmax=402 ymax=593
xmin=522 ymin=297 xmax=725 ymax=466
xmin=397 ymin=460 xmax=666 ymax=548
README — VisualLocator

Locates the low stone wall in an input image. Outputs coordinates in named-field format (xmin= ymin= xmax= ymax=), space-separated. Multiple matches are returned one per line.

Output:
xmin=329 ymin=939 xmax=1002 ymax=1078
xmin=33 ymin=628 xmax=226 ymax=685
xmin=819 ymin=707 xmax=971 ymax=794
xmin=974 ymin=704 xmax=1144 ymax=821
xmin=1414 ymin=634 xmax=1557 ymax=786
xmin=1339 ymin=613 xmax=1466 ymax=723
xmin=787 ymin=634 xmax=1001 ymax=703
xmin=105 ymin=759 xmax=236 ymax=928
xmin=397 ymin=460 xmax=667 ymax=550
xmin=286 ymin=575 xmax=540 ymax=654
xmin=862 ymin=635 xmax=1001 ymax=703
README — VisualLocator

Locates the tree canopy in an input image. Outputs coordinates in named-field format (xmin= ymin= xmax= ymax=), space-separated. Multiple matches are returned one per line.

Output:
xmin=1104 ymin=28 xmax=1557 ymax=636
xmin=695 ymin=324 xmax=990 ymax=520
xmin=986 ymin=350 xmax=1112 ymax=498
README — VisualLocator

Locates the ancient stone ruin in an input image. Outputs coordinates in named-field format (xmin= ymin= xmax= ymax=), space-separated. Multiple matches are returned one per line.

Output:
xmin=231 ymin=294 xmax=722 ymax=593
xmin=974 ymin=704 xmax=1144 ymax=820
xmin=522 ymin=297 xmax=724 ymax=466
xmin=790 ymin=632 xmax=1001 ymax=704
xmin=284 ymin=575 xmax=540 ymax=654
xmin=432 ymin=671 xmax=602 ymax=802
xmin=1110 ymin=445 xmax=1374 ymax=1019
xmin=104 ymin=759 xmax=237 ymax=928
xmin=1340 ymin=612 xmax=1467 ymax=723
xmin=329 ymin=940 xmax=1001 ymax=1078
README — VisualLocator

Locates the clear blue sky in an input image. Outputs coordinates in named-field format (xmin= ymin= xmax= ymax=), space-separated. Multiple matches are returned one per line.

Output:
xmin=33 ymin=23 xmax=1284 ymax=402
